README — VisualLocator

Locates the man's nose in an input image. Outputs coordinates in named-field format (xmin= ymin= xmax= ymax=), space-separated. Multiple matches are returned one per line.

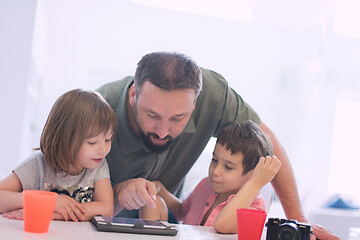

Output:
xmin=155 ymin=122 xmax=170 ymax=139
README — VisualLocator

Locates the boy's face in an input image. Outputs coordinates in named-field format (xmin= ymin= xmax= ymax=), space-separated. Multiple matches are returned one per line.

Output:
xmin=209 ymin=143 xmax=252 ymax=195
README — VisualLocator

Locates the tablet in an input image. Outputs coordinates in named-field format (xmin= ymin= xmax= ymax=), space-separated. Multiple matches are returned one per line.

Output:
xmin=91 ymin=216 xmax=178 ymax=236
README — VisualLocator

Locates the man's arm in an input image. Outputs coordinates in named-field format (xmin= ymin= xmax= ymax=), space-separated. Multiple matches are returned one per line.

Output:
xmin=259 ymin=122 xmax=304 ymax=220
xmin=259 ymin=121 xmax=340 ymax=240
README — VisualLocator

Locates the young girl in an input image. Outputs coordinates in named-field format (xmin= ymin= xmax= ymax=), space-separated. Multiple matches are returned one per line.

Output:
xmin=0 ymin=89 xmax=117 ymax=222
xmin=140 ymin=120 xmax=282 ymax=233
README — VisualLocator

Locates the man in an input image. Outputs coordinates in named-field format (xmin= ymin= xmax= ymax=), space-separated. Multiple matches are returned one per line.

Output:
xmin=97 ymin=51 xmax=339 ymax=239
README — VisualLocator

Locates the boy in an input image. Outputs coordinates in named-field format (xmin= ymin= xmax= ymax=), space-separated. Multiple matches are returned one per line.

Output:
xmin=140 ymin=120 xmax=281 ymax=233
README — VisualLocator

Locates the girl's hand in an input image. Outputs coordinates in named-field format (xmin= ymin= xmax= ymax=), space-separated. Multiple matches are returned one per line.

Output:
xmin=2 ymin=208 xmax=24 ymax=220
xmin=252 ymin=155 xmax=281 ymax=186
xmin=52 ymin=211 xmax=66 ymax=220
xmin=2 ymin=206 xmax=82 ymax=222
xmin=54 ymin=195 xmax=86 ymax=222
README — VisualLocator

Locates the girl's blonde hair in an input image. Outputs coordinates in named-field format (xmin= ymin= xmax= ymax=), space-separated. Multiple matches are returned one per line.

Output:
xmin=40 ymin=89 xmax=117 ymax=174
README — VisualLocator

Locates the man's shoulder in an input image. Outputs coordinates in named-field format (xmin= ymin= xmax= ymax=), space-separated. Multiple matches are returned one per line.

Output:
xmin=199 ymin=68 xmax=229 ymax=100
xmin=200 ymin=67 xmax=228 ymax=87
xmin=196 ymin=68 xmax=229 ymax=103
xmin=96 ymin=76 xmax=133 ymax=108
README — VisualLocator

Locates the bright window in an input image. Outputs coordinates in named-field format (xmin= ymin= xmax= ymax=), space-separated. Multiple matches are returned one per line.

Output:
xmin=334 ymin=0 xmax=360 ymax=38
xmin=328 ymin=91 xmax=360 ymax=200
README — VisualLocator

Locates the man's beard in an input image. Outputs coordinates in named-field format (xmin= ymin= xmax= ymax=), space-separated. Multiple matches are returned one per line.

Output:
xmin=133 ymin=104 xmax=174 ymax=153
xmin=139 ymin=131 xmax=173 ymax=153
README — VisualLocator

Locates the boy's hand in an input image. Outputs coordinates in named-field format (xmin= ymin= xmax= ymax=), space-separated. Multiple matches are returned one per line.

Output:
xmin=252 ymin=155 xmax=281 ymax=186
xmin=54 ymin=195 xmax=86 ymax=222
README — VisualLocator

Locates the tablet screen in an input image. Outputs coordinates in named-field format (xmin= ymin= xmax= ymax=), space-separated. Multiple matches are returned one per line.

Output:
xmin=97 ymin=216 xmax=170 ymax=229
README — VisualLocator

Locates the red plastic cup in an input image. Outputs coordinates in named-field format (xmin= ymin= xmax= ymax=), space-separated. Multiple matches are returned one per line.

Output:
xmin=237 ymin=208 xmax=267 ymax=240
xmin=23 ymin=190 xmax=58 ymax=233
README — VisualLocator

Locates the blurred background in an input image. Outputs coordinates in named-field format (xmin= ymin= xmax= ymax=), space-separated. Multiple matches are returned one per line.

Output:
xmin=1 ymin=0 xmax=360 ymax=236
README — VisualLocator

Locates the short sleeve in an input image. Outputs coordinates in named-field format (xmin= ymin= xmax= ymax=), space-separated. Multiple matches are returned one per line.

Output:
xmin=13 ymin=152 xmax=45 ymax=190
xmin=181 ymin=177 xmax=210 ymax=219
xmin=197 ymin=68 xmax=261 ymax=137
xmin=249 ymin=194 xmax=267 ymax=212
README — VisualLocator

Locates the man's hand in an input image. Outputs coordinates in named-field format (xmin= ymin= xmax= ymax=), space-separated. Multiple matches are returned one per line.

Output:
xmin=312 ymin=223 xmax=340 ymax=240
xmin=54 ymin=195 xmax=86 ymax=222
xmin=293 ymin=216 xmax=340 ymax=240
xmin=114 ymin=178 xmax=157 ymax=211
xmin=152 ymin=180 xmax=163 ymax=194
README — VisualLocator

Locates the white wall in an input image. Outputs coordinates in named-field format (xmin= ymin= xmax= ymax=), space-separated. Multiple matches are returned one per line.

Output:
xmin=1 ymin=0 xmax=360 ymax=217
xmin=0 ymin=0 xmax=37 ymax=177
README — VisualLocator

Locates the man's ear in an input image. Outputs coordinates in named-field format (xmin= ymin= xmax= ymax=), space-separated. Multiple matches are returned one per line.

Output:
xmin=129 ymin=85 xmax=136 ymax=107
xmin=192 ymin=98 xmax=197 ymax=111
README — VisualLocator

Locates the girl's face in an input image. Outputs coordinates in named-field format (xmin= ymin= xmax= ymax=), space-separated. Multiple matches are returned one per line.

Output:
xmin=208 ymin=143 xmax=252 ymax=195
xmin=69 ymin=130 xmax=113 ymax=175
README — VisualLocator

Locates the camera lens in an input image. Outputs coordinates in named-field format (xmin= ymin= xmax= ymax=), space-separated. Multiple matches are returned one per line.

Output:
xmin=277 ymin=223 xmax=300 ymax=240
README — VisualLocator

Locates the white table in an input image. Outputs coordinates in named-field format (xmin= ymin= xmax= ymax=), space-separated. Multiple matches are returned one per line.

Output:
xmin=349 ymin=228 xmax=360 ymax=240
xmin=309 ymin=208 xmax=360 ymax=240
xmin=0 ymin=215 xmax=241 ymax=240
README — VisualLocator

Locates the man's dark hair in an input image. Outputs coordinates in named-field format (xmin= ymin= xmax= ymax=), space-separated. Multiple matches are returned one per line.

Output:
xmin=216 ymin=120 xmax=273 ymax=175
xmin=134 ymin=51 xmax=202 ymax=97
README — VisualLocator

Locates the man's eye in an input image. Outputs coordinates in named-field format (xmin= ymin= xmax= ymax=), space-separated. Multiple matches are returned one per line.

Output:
xmin=211 ymin=158 xmax=218 ymax=163
xmin=225 ymin=166 xmax=233 ymax=170
xmin=148 ymin=114 xmax=159 ymax=119
xmin=171 ymin=117 xmax=183 ymax=122
xmin=105 ymin=139 xmax=112 ymax=142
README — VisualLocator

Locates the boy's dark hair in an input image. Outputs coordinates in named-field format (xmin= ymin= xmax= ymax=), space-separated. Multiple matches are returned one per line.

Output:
xmin=134 ymin=51 xmax=202 ymax=98
xmin=216 ymin=120 xmax=273 ymax=175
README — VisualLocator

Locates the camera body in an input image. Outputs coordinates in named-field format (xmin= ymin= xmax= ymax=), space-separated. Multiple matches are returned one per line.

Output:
xmin=266 ymin=218 xmax=312 ymax=240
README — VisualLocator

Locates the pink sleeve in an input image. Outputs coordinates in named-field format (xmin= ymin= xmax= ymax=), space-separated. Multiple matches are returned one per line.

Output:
xmin=249 ymin=194 xmax=267 ymax=212
xmin=181 ymin=178 xmax=209 ymax=217
xmin=181 ymin=193 xmax=192 ymax=216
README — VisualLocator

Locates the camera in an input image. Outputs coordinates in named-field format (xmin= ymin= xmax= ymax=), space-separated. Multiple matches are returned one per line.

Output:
xmin=266 ymin=218 xmax=312 ymax=240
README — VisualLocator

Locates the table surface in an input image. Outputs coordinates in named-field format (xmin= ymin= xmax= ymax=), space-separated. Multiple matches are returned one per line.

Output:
xmin=0 ymin=215 xmax=244 ymax=240
xmin=349 ymin=228 xmax=360 ymax=240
